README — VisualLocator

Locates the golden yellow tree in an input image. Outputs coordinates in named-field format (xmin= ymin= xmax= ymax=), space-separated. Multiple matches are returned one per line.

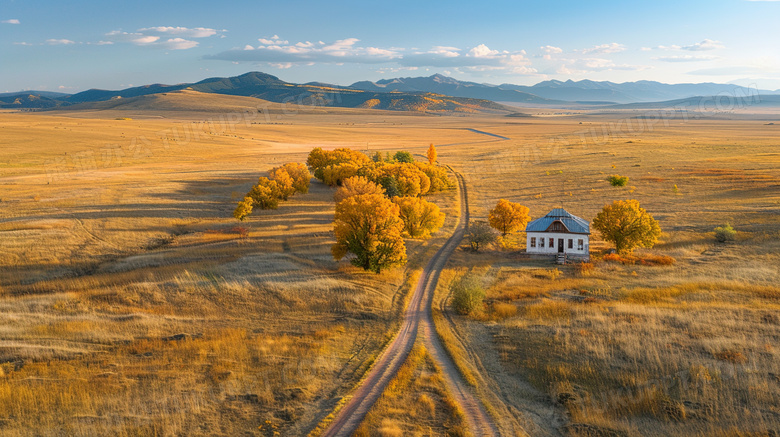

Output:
xmin=271 ymin=162 xmax=311 ymax=194
xmin=307 ymin=147 xmax=371 ymax=182
xmin=414 ymin=162 xmax=454 ymax=192
xmin=269 ymin=168 xmax=296 ymax=200
xmin=393 ymin=196 xmax=445 ymax=239
xmin=593 ymin=199 xmax=661 ymax=254
xmin=233 ymin=196 xmax=254 ymax=221
xmin=334 ymin=176 xmax=385 ymax=203
xmin=378 ymin=163 xmax=431 ymax=197
xmin=488 ymin=199 xmax=530 ymax=236
xmin=322 ymin=163 xmax=361 ymax=187
xmin=332 ymin=194 xmax=407 ymax=273
xmin=427 ymin=143 xmax=437 ymax=164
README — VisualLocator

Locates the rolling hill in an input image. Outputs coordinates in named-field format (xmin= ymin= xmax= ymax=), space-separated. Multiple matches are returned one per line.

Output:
xmin=56 ymin=72 xmax=513 ymax=114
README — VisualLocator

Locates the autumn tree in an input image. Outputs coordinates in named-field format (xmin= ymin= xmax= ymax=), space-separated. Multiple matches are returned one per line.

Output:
xmin=488 ymin=199 xmax=530 ymax=236
xmin=393 ymin=196 xmax=446 ymax=239
xmin=321 ymin=163 xmax=360 ymax=186
xmin=377 ymin=163 xmax=431 ymax=197
xmin=307 ymin=147 xmax=371 ymax=182
xmin=271 ymin=162 xmax=311 ymax=194
xmin=248 ymin=177 xmax=282 ymax=209
xmin=334 ymin=176 xmax=385 ymax=203
xmin=233 ymin=196 xmax=254 ymax=221
xmin=414 ymin=162 xmax=454 ymax=193
xmin=466 ymin=220 xmax=497 ymax=251
xmin=269 ymin=168 xmax=296 ymax=200
xmin=427 ymin=143 xmax=437 ymax=164
xmin=592 ymin=199 xmax=661 ymax=254
xmin=331 ymin=194 xmax=407 ymax=273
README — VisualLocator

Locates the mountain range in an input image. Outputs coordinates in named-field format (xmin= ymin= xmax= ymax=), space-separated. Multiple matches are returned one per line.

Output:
xmin=350 ymin=74 xmax=777 ymax=104
xmin=3 ymin=72 xmax=779 ymax=112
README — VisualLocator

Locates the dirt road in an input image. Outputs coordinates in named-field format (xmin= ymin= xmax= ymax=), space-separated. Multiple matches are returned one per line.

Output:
xmin=321 ymin=170 xmax=500 ymax=437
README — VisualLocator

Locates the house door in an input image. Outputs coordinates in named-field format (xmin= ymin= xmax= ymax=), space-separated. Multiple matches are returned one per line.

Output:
xmin=558 ymin=239 xmax=564 ymax=253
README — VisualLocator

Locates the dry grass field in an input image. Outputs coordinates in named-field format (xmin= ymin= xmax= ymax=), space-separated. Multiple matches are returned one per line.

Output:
xmin=1 ymin=96 xmax=779 ymax=435
xmin=428 ymin=109 xmax=780 ymax=435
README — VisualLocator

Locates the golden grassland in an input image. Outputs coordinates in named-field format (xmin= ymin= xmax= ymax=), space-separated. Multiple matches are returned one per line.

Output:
xmin=353 ymin=344 xmax=468 ymax=437
xmin=428 ymin=110 xmax=780 ymax=435
xmin=1 ymin=102 xmax=779 ymax=435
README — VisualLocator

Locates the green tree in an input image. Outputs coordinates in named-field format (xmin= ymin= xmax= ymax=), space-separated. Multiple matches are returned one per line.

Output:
xmin=393 ymin=151 xmax=414 ymax=163
xmin=379 ymin=176 xmax=400 ymax=198
xmin=592 ymin=199 xmax=661 ymax=254
xmin=331 ymin=194 xmax=407 ymax=273
xmin=466 ymin=220 xmax=497 ymax=251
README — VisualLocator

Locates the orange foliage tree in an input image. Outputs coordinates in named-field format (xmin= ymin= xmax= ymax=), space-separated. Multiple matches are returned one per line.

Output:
xmin=427 ymin=143 xmax=437 ymax=164
xmin=488 ymin=199 xmax=530 ymax=236
xmin=331 ymin=194 xmax=407 ymax=273
xmin=393 ymin=196 xmax=445 ymax=239
xmin=592 ymin=199 xmax=661 ymax=254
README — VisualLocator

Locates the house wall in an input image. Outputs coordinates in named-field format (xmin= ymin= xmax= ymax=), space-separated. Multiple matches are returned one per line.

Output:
xmin=526 ymin=232 xmax=589 ymax=256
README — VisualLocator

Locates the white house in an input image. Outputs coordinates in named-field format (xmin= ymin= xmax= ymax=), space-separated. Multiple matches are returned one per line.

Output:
xmin=526 ymin=208 xmax=590 ymax=261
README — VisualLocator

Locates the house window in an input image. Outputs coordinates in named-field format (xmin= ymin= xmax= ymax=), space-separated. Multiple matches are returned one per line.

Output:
xmin=578 ymin=239 xmax=584 ymax=250
xmin=540 ymin=238 xmax=545 ymax=248
xmin=549 ymin=238 xmax=554 ymax=248
xmin=568 ymin=239 xmax=573 ymax=249
xmin=530 ymin=237 xmax=536 ymax=248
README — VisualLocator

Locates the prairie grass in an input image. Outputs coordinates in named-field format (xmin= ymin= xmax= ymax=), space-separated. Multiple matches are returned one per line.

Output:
xmin=354 ymin=344 xmax=468 ymax=437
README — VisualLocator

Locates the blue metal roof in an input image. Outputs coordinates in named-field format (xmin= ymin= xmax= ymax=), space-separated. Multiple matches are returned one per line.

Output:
xmin=526 ymin=208 xmax=590 ymax=234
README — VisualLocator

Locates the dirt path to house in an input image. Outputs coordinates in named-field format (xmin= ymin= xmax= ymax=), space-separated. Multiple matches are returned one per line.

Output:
xmin=320 ymin=169 xmax=501 ymax=437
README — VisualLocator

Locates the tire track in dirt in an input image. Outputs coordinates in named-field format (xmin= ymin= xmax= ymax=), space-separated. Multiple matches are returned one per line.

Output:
xmin=320 ymin=169 xmax=500 ymax=437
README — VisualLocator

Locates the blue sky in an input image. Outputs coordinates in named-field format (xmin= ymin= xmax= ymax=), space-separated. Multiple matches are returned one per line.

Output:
xmin=2 ymin=0 xmax=779 ymax=93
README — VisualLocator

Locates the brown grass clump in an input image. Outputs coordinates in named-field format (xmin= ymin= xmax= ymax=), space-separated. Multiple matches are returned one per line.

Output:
xmin=602 ymin=252 xmax=676 ymax=266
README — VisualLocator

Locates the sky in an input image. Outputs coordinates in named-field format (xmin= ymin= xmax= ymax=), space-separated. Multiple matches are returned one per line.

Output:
xmin=2 ymin=0 xmax=780 ymax=93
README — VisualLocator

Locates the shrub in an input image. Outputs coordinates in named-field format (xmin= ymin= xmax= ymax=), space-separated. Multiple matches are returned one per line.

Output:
xmin=466 ymin=220 xmax=497 ymax=252
xmin=393 ymin=151 xmax=414 ymax=163
xmin=714 ymin=223 xmax=736 ymax=243
xmin=451 ymin=275 xmax=485 ymax=315
xmin=607 ymin=175 xmax=629 ymax=187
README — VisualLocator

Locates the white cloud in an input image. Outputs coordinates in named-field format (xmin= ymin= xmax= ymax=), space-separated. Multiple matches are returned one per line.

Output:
xmin=106 ymin=30 xmax=198 ymax=49
xmin=581 ymin=43 xmax=626 ymax=54
xmin=206 ymin=39 xmax=526 ymax=74
xmin=13 ymin=41 xmax=32 ymax=46
xmin=540 ymin=45 xmax=563 ymax=54
xmin=650 ymin=39 xmax=724 ymax=51
xmin=138 ymin=26 xmax=218 ymax=38
xmin=654 ymin=55 xmax=718 ymax=62
xmin=1 ymin=19 xmax=20 ymax=24
xmin=468 ymin=44 xmax=499 ymax=58
xmin=133 ymin=36 xmax=160 ymax=45
xmin=161 ymin=38 xmax=198 ymax=50
xmin=207 ymin=37 xmax=403 ymax=65
xmin=681 ymin=39 xmax=724 ymax=51
xmin=46 ymin=39 xmax=76 ymax=45
xmin=258 ymin=35 xmax=289 ymax=45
